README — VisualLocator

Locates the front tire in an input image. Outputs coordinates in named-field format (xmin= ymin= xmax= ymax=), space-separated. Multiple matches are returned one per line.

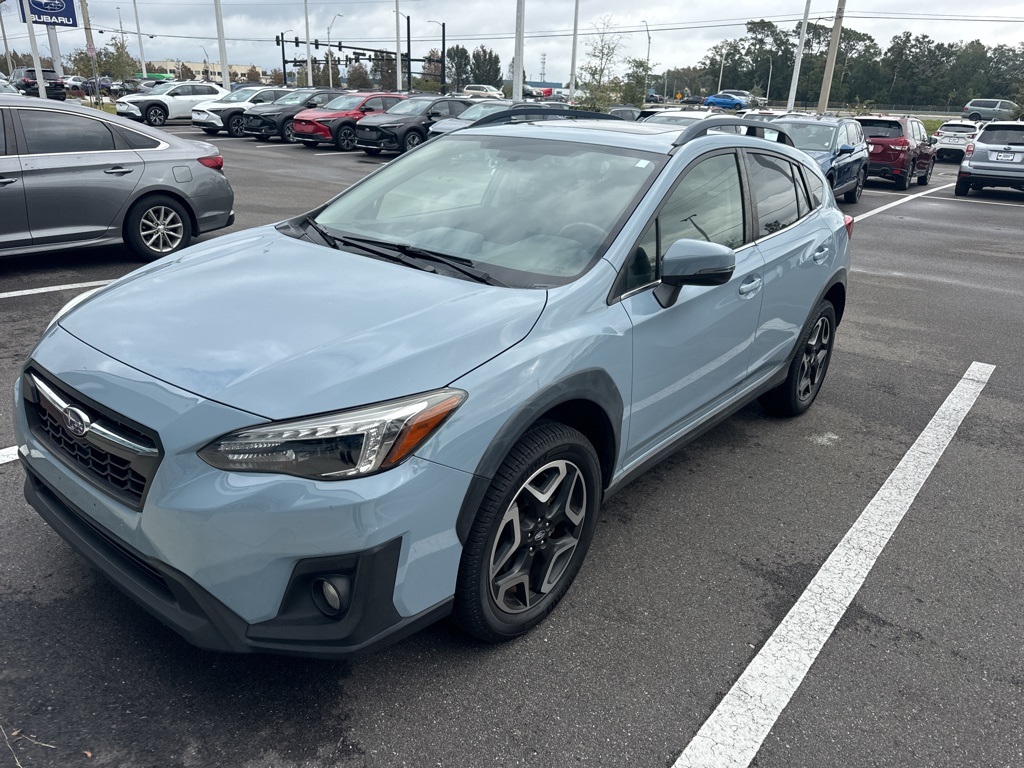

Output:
xmin=402 ymin=130 xmax=424 ymax=153
xmin=124 ymin=195 xmax=192 ymax=262
xmin=759 ymin=300 xmax=836 ymax=417
xmin=280 ymin=119 xmax=295 ymax=143
xmin=335 ymin=125 xmax=357 ymax=151
xmin=226 ymin=114 xmax=246 ymax=138
xmin=843 ymin=168 xmax=866 ymax=203
xmin=144 ymin=105 xmax=167 ymax=127
xmin=454 ymin=422 xmax=601 ymax=643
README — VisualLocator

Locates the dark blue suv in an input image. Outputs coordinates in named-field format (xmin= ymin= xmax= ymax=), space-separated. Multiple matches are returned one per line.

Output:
xmin=772 ymin=116 xmax=869 ymax=203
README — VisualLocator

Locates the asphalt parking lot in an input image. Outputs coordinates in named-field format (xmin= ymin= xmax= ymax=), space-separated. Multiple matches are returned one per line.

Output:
xmin=1 ymin=128 xmax=1022 ymax=768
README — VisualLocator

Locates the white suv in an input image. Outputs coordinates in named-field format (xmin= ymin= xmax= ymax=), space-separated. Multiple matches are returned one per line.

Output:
xmin=191 ymin=86 xmax=292 ymax=137
xmin=116 ymin=81 xmax=230 ymax=126
xmin=462 ymin=84 xmax=503 ymax=99
xmin=932 ymin=119 xmax=980 ymax=162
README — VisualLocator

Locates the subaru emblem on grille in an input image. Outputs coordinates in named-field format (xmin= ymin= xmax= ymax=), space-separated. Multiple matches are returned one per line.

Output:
xmin=61 ymin=406 xmax=92 ymax=437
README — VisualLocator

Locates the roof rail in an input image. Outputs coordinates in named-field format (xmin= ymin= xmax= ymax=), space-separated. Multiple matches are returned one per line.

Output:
xmin=469 ymin=106 xmax=625 ymax=128
xmin=672 ymin=117 xmax=795 ymax=147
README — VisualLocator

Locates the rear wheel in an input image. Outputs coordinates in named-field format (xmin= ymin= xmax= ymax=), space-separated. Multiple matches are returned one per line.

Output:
xmin=453 ymin=421 xmax=601 ymax=643
xmin=917 ymin=158 xmax=934 ymax=186
xmin=759 ymin=300 xmax=836 ymax=417
xmin=226 ymin=114 xmax=246 ymax=138
xmin=125 ymin=194 xmax=192 ymax=262
xmin=843 ymin=168 xmax=866 ymax=203
xmin=334 ymin=125 xmax=357 ymax=151
xmin=954 ymin=178 xmax=971 ymax=196
xmin=894 ymin=163 xmax=912 ymax=191
xmin=969 ymin=112 xmax=981 ymax=121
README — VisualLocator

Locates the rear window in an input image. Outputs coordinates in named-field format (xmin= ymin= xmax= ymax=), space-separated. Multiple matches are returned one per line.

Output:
xmin=858 ymin=120 xmax=903 ymax=139
xmin=939 ymin=123 xmax=976 ymax=134
xmin=978 ymin=126 xmax=1024 ymax=145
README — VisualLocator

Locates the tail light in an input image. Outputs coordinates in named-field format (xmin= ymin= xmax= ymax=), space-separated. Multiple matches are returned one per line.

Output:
xmin=966 ymin=133 xmax=976 ymax=139
xmin=198 ymin=155 xmax=224 ymax=171
xmin=964 ymin=143 xmax=975 ymax=159
xmin=843 ymin=215 xmax=854 ymax=239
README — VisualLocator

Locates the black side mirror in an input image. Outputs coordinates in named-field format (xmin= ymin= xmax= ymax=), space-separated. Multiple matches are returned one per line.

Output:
xmin=654 ymin=240 xmax=736 ymax=308
xmin=837 ymin=143 xmax=854 ymax=156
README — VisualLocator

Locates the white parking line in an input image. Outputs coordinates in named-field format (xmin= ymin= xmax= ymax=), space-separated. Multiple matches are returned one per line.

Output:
xmin=855 ymin=182 xmax=955 ymax=221
xmin=673 ymin=361 xmax=995 ymax=768
xmin=934 ymin=196 xmax=1024 ymax=209
xmin=0 ymin=280 xmax=112 ymax=301
xmin=0 ymin=446 xmax=18 ymax=466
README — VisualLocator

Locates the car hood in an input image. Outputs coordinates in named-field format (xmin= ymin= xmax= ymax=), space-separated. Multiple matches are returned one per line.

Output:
xmin=430 ymin=117 xmax=470 ymax=134
xmin=59 ymin=227 xmax=547 ymax=420
xmin=195 ymin=98 xmax=244 ymax=111
xmin=804 ymin=149 xmax=835 ymax=169
xmin=246 ymin=103 xmax=305 ymax=116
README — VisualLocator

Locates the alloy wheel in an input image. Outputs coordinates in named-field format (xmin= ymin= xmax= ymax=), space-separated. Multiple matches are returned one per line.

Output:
xmin=488 ymin=459 xmax=587 ymax=615
xmin=139 ymin=206 xmax=184 ymax=254
xmin=797 ymin=316 xmax=832 ymax=402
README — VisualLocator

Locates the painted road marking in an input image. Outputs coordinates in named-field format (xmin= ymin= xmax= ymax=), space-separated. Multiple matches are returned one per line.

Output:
xmin=0 ymin=280 xmax=111 ymax=301
xmin=0 ymin=446 xmax=18 ymax=466
xmin=673 ymin=361 xmax=995 ymax=768
xmin=854 ymin=182 xmax=955 ymax=222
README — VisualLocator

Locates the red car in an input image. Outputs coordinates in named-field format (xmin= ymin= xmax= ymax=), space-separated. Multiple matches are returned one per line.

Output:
xmin=292 ymin=92 xmax=406 ymax=151
xmin=855 ymin=115 xmax=937 ymax=190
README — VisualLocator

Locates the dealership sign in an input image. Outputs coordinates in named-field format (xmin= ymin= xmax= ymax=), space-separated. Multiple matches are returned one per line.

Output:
xmin=18 ymin=0 xmax=79 ymax=27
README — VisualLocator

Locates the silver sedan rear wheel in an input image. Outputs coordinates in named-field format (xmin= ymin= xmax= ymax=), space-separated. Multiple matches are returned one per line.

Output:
xmin=125 ymin=195 xmax=192 ymax=262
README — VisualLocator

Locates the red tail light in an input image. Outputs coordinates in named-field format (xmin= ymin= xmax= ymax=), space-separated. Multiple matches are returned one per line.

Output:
xmin=843 ymin=215 xmax=854 ymax=239
xmin=198 ymin=155 xmax=224 ymax=171
xmin=965 ymin=143 xmax=975 ymax=158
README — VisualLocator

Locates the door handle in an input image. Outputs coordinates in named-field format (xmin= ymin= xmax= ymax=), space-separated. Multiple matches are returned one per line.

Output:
xmin=0 ymin=177 xmax=16 ymax=187
xmin=738 ymin=277 xmax=762 ymax=297
xmin=104 ymin=166 xmax=134 ymax=175
xmin=812 ymin=245 xmax=829 ymax=264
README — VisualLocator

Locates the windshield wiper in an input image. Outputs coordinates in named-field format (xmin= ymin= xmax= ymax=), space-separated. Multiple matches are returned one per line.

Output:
xmin=340 ymin=235 xmax=508 ymax=287
xmin=303 ymin=215 xmax=342 ymax=249
xmin=301 ymin=218 xmax=438 ymax=274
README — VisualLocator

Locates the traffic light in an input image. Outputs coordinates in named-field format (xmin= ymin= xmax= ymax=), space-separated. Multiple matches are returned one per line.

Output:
xmin=274 ymin=35 xmax=280 ymax=46
xmin=293 ymin=36 xmax=299 ymax=47
xmin=314 ymin=39 xmax=319 ymax=50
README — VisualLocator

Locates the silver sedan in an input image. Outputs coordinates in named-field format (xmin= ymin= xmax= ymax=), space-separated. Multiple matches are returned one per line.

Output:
xmin=0 ymin=95 xmax=234 ymax=261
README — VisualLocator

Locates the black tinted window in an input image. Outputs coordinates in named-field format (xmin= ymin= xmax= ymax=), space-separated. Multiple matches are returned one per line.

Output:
xmin=660 ymin=153 xmax=745 ymax=252
xmin=979 ymin=126 xmax=1024 ymax=145
xmin=20 ymin=110 xmax=115 ymax=154
xmin=448 ymin=101 xmax=469 ymax=116
xmin=747 ymin=153 xmax=800 ymax=237
xmin=119 ymin=128 xmax=161 ymax=149
xmin=197 ymin=85 xmax=219 ymax=96
xmin=804 ymin=167 xmax=825 ymax=208
xmin=0 ymin=114 xmax=6 ymax=155
xmin=858 ymin=120 xmax=903 ymax=138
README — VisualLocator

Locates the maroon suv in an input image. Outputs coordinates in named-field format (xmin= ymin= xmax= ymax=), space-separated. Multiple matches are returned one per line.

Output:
xmin=855 ymin=115 xmax=937 ymax=190
xmin=292 ymin=92 xmax=405 ymax=150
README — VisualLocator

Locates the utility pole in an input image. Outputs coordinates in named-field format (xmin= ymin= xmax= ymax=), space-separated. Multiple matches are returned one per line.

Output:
xmin=280 ymin=28 xmax=291 ymax=84
xmin=17 ymin=0 xmax=49 ymax=98
xmin=787 ymin=0 xmax=812 ymax=111
xmin=405 ymin=14 xmax=410 ymax=91
xmin=512 ymin=0 xmax=524 ymax=101
xmin=132 ymin=0 xmax=146 ymax=77
xmin=77 ymin=0 xmax=101 ymax=104
xmin=427 ymin=20 xmax=444 ymax=94
xmin=568 ymin=0 xmax=578 ymax=101
xmin=214 ymin=0 xmax=229 ymax=87
xmin=817 ymin=0 xmax=847 ymax=113
xmin=327 ymin=14 xmax=342 ymax=88
xmin=303 ymin=0 xmax=312 ymax=86
xmin=641 ymin=20 xmax=650 ymax=101
xmin=0 ymin=0 xmax=14 ymax=76
xmin=393 ymin=0 xmax=401 ymax=91
xmin=717 ymin=52 xmax=725 ymax=92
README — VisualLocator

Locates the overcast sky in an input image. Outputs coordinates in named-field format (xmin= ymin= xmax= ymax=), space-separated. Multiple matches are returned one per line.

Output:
xmin=2 ymin=0 xmax=1023 ymax=82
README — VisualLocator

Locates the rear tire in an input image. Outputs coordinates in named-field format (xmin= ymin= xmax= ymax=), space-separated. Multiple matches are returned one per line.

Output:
xmin=894 ymin=165 xmax=911 ymax=191
xmin=124 ymin=194 xmax=192 ymax=262
xmin=759 ymin=300 xmax=836 ymax=417
xmin=843 ymin=169 xmax=866 ymax=203
xmin=954 ymin=178 xmax=971 ymax=196
xmin=969 ymin=112 xmax=981 ymax=121
xmin=917 ymin=158 xmax=934 ymax=186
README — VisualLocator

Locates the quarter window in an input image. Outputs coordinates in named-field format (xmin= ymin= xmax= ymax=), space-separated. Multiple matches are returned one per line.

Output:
xmin=804 ymin=167 xmax=825 ymax=208
xmin=20 ymin=110 xmax=116 ymax=154
xmin=747 ymin=153 xmax=800 ymax=237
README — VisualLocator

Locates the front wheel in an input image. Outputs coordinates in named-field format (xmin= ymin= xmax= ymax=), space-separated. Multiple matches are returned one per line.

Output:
xmin=124 ymin=195 xmax=192 ymax=262
xmin=335 ymin=125 xmax=357 ymax=151
xmin=954 ymin=178 xmax=971 ymax=196
xmin=759 ymin=300 xmax=836 ymax=417
xmin=843 ymin=169 xmax=866 ymax=203
xmin=402 ymin=130 xmax=424 ymax=153
xmin=144 ymin=105 xmax=167 ymax=127
xmin=226 ymin=114 xmax=246 ymax=138
xmin=280 ymin=119 xmax=295 ymax=143
xmin=917 ymin=158 xmax=934 ymax=186
xmin=453 ymin=422 xmax=601 ymax=643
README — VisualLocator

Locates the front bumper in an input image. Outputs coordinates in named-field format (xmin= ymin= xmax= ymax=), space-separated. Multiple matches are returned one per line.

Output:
xmin=242 ymin=116 xmax=280 ymax=136
xmin=13 ymin=333 xmax=474 ymax=656
xmin=355 ymin=126 xmax=400 ymax=151
xmin=115 ymin=101 xmax=143 ymax=119
xmin=191 ymin=110 xmax=224 ymax=129
xmin=866 ymin=160 xmax=911 ymax=178
xmin=958 ymin=166 xmax=1024 ymax=188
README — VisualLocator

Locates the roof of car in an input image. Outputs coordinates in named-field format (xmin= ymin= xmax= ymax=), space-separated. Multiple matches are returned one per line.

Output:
xmin=773 ymin=114 xmax=854 ymax=125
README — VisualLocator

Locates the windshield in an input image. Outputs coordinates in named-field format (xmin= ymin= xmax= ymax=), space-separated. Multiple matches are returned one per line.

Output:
xmin=459 ymin=101 xmax=513 ymax=120
xmin=275 ymin=91 xmax=313 ymax=105
xmin=643 ymin=113 xmax=701 ymax=126
xmin=774 ymin=122 xmax=838 ymax=151
xmin=858 ymin=120 xmax=903 ymax=138
xmin=979 ymin=126 xmax=1024 ymax=145
xmin=221 ymin=87 xmax=261 ymax=103
xmin=313 ymin=135 xmax=665 ymax=288
xmin=146 ymin=82 xmax=177 ymax=95
xmin=324 ymin=94 xmax=366 ymax=110
xmin=386 ymin=99 xmax=434 ymax=115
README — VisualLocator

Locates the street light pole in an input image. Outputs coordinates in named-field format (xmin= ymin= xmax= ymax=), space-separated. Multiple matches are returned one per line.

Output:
xmin=303 ymin=0 xmax=312 ymax=86
xmin=568 ymin=0 xmax=579 ymax=102
xmin=787 ymin=0 xmax=812 ymax=111
xmin=393 ymin=0 xmax=401 ymax=91
xmin=717 ymin=52 xmax=725 ymax=92
xmin=428 ymin=20 xmax=445 ymax=94
xmin=131 ymin=0 xmax=146 ymax=77
xmin=766 ymin=56 xmax=773 ymax=102
xmin=327 ymin=13 xmax=342 ymax=88
xmin=281 ymin=28 xmax=291 ymax=84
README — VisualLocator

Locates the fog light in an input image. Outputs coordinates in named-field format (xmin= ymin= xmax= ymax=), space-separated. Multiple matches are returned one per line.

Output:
xmin=312 ymin=575 xmax=352 ymax=618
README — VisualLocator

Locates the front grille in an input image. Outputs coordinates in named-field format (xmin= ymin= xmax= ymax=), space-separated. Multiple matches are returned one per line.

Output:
xmin=24 ymin=370 xmax=162 ymax=510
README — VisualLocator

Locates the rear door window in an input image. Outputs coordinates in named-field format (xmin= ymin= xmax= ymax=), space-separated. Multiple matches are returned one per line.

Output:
xmin=19 ymin=110 xmax=116 ymax=154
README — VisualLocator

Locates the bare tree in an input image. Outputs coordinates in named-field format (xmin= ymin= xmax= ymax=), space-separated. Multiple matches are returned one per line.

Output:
xmin=576 ymin=16 xmax=624 ymax=110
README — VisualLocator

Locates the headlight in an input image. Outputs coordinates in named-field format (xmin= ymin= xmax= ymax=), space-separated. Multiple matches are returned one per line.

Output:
xmin=198 ymin=388 xmax=466 ymax=480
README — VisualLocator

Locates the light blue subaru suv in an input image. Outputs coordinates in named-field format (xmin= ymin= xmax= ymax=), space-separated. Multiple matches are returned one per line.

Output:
xmin=14 ymin=115 xmax=852 ymax=656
